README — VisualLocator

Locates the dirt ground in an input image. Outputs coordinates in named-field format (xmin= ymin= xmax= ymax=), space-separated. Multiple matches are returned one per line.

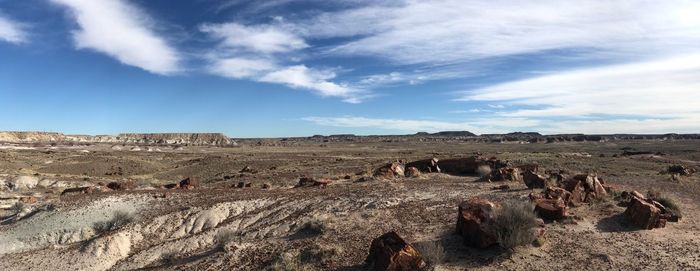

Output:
xmin=0 ymin=139 xmax=699 ymax=270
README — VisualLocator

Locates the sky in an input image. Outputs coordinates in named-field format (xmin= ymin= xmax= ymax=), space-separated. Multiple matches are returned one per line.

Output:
xmin=1 ymin=0 xmax=699 ymax=137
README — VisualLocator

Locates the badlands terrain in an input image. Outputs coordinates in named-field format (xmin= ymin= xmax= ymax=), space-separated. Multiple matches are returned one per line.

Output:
xmin=0 ymin=132 xmax=699 ymax=270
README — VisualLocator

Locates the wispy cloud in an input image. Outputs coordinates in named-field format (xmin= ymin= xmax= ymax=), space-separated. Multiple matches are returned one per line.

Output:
xmin=50 ymin=0 xmax=181 ymax=75
xmin=294 ymin=0 xmax=700 ymax=65
xmin=0 ymin=14 xmax=27 ymax=44
xmin=201 ymin=22 xmax=362 ymax=102
xmin=457 ymin=54 xmax=700 ymax=133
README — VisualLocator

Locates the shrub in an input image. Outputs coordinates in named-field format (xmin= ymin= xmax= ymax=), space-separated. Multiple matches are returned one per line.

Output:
xmin=487 ymin=200 xmax=538 ymax=250
xmin=93 ymin=211 xmax=135 ymax=233
xmin=414 ymin=240 xmax=445 ymax=269
xmin=298 ymin=218 xmax=327 ymax=235
xmin=476 ymin=165 xmax=492 ymax=178
xmin=656 ymin=197 xmax=683 ymax=219
xmin=299 ymin=243 xmax=342 ymax=265
xmin=11 ymin=201 xmax=27 ymax=215
xmin=266 ymin=250 xmax=313 ymax=271
xmin=215 ymin=229 xmax=238 ymax=250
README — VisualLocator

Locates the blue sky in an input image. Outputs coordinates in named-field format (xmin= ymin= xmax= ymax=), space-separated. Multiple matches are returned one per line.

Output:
xmin=1 ymin=0 xmax=700 ymax=137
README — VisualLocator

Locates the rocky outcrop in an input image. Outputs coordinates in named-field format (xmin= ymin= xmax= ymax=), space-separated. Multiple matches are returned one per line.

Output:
xmin=0 ymin=131 xmax=236 ymax=146
xmin=374 ymin=162 xmax=405 ymax=179
xmin=365 ymin=231 xmax=426 ymax=271
xmin=295 ymin=177 xmax=331 ymax=187
xmin=624 ymin=191 xmax=681 ymax=229
xmin=179 ymin=177 xmax=200 ymax=189
xmin=523 ymin=170 xmax=548 ymax=189
xmin=116 ymin=133 xmax=234 ymax=146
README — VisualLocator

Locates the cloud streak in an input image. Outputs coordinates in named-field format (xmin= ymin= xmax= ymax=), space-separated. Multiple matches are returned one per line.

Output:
xmin=0 ymin=14 xmax=27 ymax=44
xmin=303 ymin=116 xmax=540 ymax=134
xmin=51 ymin=0 xmax=180 ymax=75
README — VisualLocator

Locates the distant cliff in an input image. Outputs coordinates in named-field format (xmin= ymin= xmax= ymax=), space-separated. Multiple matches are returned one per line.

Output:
xmin=0 ymin=132 xmax=236 ymax=146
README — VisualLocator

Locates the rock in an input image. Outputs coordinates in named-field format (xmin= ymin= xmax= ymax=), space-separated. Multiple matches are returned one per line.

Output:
xmin=667 ymin=165 xmax=694 ymax=176
xmin=456 ymin=198 xmax=498 ymax=248
xmin=365 ymin=231 xmax=426 ymax=271
xmin=374 ymin=162 xmax=405 ymax=179
xmin=534 ymin=198 xmax=568 ymax=220
xmin=486 ymin=167 xmax=521 ymax=182
xmin=261 ymin=183 xmax=271 ymax=189
xmin=10 ymin=176 xmax=39 ymax=190
xmin=179 ymin=177 xmax=200 ymax=189
xmin=543 ymin=186 xmax=572 ymax=205
xmin=240 ymin=166 xmax=257 ymax=174
xmin=564 ymin=174 xmax=607 ymax=204
xmin=523 ymin=170 xmax=547 ymax=189
xmin=405 ymin=167 xmax=421 ymax=177
xmin=624 ymin=193 xmax=663 ymax=229
xmin=107 ymin=180 xmax=136 ymax=191
xmin=19 ymin=196 xmax=38 ymax=204
xmin=61 ymin=186 xmax=95 ymax=195
xmin=296 ymin=177 xmax=331 ymax=188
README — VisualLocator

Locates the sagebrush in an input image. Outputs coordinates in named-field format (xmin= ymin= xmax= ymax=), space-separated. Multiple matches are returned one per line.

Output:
xmin=487 ymin=200 xmax=538 ymax=250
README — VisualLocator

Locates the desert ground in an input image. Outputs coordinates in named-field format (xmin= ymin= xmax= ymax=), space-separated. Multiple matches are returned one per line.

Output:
xmin=0 ymin=138 xmax=699 ymax=270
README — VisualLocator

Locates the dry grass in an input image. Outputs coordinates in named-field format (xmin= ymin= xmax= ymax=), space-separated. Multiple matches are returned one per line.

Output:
xmin=656 ymin=197 xmax=683 ymax=219
xmin=414 ymin=240 xmax=446 ymax=270
xmin=266 ymin=250 xmax=313 ymax=271
xmin=215 ymin=229 xmax=238 ymax=251
xmin=487 ymin=200 xmax=538 ymax=250
xmin=297 ymin=218 xmax=328 ymax=235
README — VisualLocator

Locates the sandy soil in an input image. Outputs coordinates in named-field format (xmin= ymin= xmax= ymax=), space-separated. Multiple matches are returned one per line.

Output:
xmin=0 ymin=140 xmax=698 ymax=270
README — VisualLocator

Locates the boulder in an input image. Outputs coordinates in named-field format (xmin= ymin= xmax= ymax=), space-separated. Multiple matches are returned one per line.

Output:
xmin=179 ymin=177 xmax=200 ymax=189
xmin=486 ymin=167 xmax=521 ymax=182
xmin=543 ymin=186 xmax=572 ymax=205
xmin=624 ymin=193 xmax=663 ymax=229
xmin=374 ymin=162 xmax=405 ymax=179
xmin=296 ymin=177 xmax=331 ymax=188
xmin=405 ymin=167 xmax=421 ymax=178
xmin=107 ymin=180 xmax=136 ymax=191
xmin=564 ymin=174 xmax=607 ymax=204
xmin=19 ymin=196 xmax=38 ymax=204
xmin=61 ymin=186 xmax=96 ymax=195
xmin=456 ymin=198 xmax=498 ymax=248
xmin=667 ymin=165 xmax=694 ymax=176
xmin=523 ymin=170 xmax=547 ymax=189
xmin=534 ymin=198 xmax=568 ymax=220
xmin=10 ymin=176 xmax=39 ymax=190
xmin=365 ymin=231 xmax=426 ymax=271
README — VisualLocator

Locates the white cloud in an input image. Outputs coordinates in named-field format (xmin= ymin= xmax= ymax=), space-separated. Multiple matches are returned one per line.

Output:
xmin=0 ymin=14 xmax=27 ymax=44
xmin=200 ymin=23 xmax=307 ymax=54
xmin=200 ymin=21 xmax=362 ymax=102
xmin=292 ymin=0 xmax=700 ymax=65
xmin=208 ymin=57 xmax=277 ymax=79
xmin=259 ymin=65 xmax=352 ymax=97
xmin=461 ymin=54 xmax=700 ymax=117
xmin=457 ymin=54 xmax=700 ymax=133
xmin=51 ymin=0 xmax=180 ymax=75
xmin=303 ymin=116 xmax=540 ymax=134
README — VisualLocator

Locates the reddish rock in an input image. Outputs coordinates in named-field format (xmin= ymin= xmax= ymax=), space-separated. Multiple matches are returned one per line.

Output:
xmin=179 ymin=177 xmax=200 ymax=189
xmin=534 ymin=198 xmax=568 ymax=220
xmin=365 ymin=231 xmax=426 ymax=271
xmin=107 ymin=180 xmax=136 ymax=191
xmin=296 ymin=177 xmax=331 ymax=188
xmin=624 ymin=194 xmax=663 ymax=229
xmin=487 ymin=167 xmax=521 ymax=182
xmin=374 ymin=162 xmax=405 ymax=179
xmin=523 ymin=170 xmax=547 ymax=189
xmin=405 ymin=167 xmax=421 ymax=178
xmin=544 ymin=186 xmax=572 ymax=205
xmin=456 ymin=198 xmax=498 ymax=248
xmin=19 ymin=196 xmax=38 ymax=204
xmin=667 ymin=165 xmax=695 ymax=176
xmin=61 ymin=186 xmax=95 ymax=196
